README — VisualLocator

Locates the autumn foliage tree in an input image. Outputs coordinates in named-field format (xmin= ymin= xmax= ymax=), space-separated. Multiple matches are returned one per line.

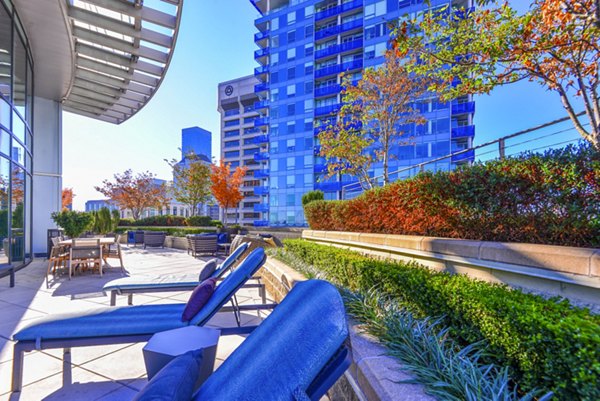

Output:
xmin=166 ymin=152 xmax=212 ymax=216
xmin=62 ymin=188 xmax=74 ymax=210
xmin=319 ymin=49 xmax=430 ymax=188
xmin=95 ymin=170 xmax=169 ymax=220
xmin=210 ymin=161 xmax=247 ymax=226
xmin=395 ymin=0 xmax=600 ymax=148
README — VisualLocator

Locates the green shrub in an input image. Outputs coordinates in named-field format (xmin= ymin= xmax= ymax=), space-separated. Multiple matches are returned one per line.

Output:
xmin=118 ymin=215 xmax=186 ymax=227
xmin=305 ymin=143 xmax=600 ymax=247
xmin=185 ymin=215 xmax=212 ymax=227
xmin=281 ymin=239 xmax=600 ymax=400
xmin=51 ymin=210 xmax=93 ymax=238
xmin=301 ymin=190 xmax=324 ymax=206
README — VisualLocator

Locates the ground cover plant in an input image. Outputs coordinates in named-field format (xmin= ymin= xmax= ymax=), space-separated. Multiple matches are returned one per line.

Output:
xmin=275 ymin=240 xmax=600 ymax=400
xmin=305 ymin=144 xmax=600 ymax=248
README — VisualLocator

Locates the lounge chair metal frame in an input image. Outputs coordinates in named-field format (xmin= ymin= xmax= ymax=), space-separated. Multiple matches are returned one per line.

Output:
xmin=11 ymin=249 xmax=271 ymax=392
xmin=104 ymin=243 xmax=267 ymax=306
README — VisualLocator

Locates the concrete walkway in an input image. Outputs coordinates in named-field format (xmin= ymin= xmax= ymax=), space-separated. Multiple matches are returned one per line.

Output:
xmin=0 ymin=245 xmax=270 ymax=400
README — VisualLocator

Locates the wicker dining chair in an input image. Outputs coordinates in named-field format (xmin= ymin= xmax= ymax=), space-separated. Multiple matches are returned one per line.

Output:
xmin=104 ymin=235 xmax=125 ymax=274
xmin=46 ymin=237 xmax=68 ymax=288
xmin=69 ymin=239 xmax=103 ymax=279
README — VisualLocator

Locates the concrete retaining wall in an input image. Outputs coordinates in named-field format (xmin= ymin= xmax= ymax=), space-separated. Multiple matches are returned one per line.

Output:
xmin=302 ymin=230 xmax=600 ymax=308
xmin=262 ymin=257 xmax=436 ymax=401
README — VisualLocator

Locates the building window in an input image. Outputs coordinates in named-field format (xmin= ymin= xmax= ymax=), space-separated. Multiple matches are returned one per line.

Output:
xmin=287 ymin=104 xmax=296 ymax=116
xmin=286 ymin=175 xmax=295 ymax=188
xmin=305 ymin=44 xmax=313 ymax=56
xmin=288 ymin=11 xmax=296 ymax=25
xmin=287 ymin=47 xmax=296 ymax=61
xmin=287 ymin=84 xmax=296 ymax=97
xmin=287 ymin=30 xmax=296 ymax=42
xmin=288 ymin=67 xmax=296 ymax=79
xmin=305 ymin=25 xmax=313 ymax=38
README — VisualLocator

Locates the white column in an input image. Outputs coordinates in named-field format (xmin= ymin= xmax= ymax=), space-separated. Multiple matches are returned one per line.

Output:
xmin=32 ymin=97 xmax=62 ymax=255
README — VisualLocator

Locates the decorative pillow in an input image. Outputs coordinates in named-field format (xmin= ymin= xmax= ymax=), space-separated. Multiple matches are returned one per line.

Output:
xmin=133 ymin=349 xmax=202 ymax=401
xmin=182 ymin=278 xmax=217 ymax=322
xmin=198 ymin=259 xmax=218 ymax=281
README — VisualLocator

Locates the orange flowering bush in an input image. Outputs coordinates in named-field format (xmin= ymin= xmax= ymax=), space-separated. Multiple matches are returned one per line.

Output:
xmin=305 ymin=144 xmax=600 ymax=247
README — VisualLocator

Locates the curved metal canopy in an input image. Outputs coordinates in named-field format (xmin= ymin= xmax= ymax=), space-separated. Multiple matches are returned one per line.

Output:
xmin=62 ymin=0 xmax=183 ymax=124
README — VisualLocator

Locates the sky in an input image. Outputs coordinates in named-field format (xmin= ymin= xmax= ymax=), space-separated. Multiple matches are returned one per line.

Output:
xmin=63 ymin=0 xmax=584 ymax=210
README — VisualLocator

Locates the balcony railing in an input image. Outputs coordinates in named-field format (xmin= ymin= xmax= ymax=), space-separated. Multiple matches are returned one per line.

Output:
xmin=253 ymin=135 xmax=269 ymax=144
xmin=253 ymin=186 xmax=269 ymax=195
xmin=254 ymin=83 xmax=269 ymax=93
xmin=254 ymin=100 xmax=269 ymax=110
xmin=315 ymin=25 xmax=341 ymax=40
xmin=315 ymin=5 xmax=340 ymax=21
xmin=254 ymin=152 xmax=269 ymax=161
xmin=315 ymin=181 xmax=342 ymax=192
xmin=315 ymin=84 xmax=342 ymax=98
xmin=254 ymin=169 xmax=269 ymax=178
xmin=315 ymin=103 xmax=342 ymax=116
xmin=254 ymin=117 xmax=269 ymax=127
xmin=253 ymin=220 xmax=269 ymax=227
xmin=340 ymin=0 xmax=363 ymax=13
xmin=254 ymin=48 xmax=270 ymax=59
xmin=314 ymin=164 xmax=327 ymax=173
xmin=451 ymin=101 xmax=475 ymax=115
xmin=254 ymin=65 xmax=269 ymax=76
xmin=340 ymin=38 xmax=363 ymax=53
xmin=253 ymin=204 xmax=269 ymax=213
xmin=340 ymin=18 xmax=363 ymax=33
xmin=451 ymin=149 xmax=475 ymax=163
xmin=254 ymin=30 xmax=269 ymax=42
xmin=451 ymin=125 xmax=475 ymax=139
xmin=315 ymin=64 xmax=341 ymax=78
xmin=315 ymin=44 xmax=340 ymax=60
xmin=245 ymin=127 xmax=262 ymax=135
xmin=341 ymin=59 xmax=363 ymax=71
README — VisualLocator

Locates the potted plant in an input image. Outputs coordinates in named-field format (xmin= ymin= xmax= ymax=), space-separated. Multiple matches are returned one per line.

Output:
xmin=51 ymin=210 xmax=93 ymax=239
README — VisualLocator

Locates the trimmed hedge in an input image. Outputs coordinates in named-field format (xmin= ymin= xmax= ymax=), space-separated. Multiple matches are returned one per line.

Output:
xmin=281 ymin=239 xmax=600 ymax=400
xmin=305 ymin=144 xmax=600 ymax=248
xmin=115 ymin=226 xmax=215 ymax=237
xmin=119 ymin=215 xmax=220 ymax=227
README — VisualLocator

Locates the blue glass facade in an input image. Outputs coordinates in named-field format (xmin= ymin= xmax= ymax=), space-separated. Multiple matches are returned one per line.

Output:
xmin=0 ymin=0 xmax=34 ymax=267
xmin=251 ymin=0 xmax=475 ymax=227
xmin=182 ymin=126 xmax=212 ymax=160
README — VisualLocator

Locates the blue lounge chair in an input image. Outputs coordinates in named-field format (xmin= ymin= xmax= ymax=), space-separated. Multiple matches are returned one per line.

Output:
xmin=11 ymin=248 xmax=269 ymax=392
xmin=102 ymin=243 xmax=264 ymax=306
xmin=193 ymin=279 xmax=350 ymax=400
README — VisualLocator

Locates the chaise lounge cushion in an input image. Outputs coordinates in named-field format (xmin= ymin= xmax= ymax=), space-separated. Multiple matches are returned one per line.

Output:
xmin=133 ymin=349 xmax=203 ymax=401
xmin=14 ymin=248 xmax=266 ymax=343
xmin=198 ymin=259 xmax=218 ymax=281
xmin=13 ymin=304 xmax=189 ymax=342
xmin=182 ymin=278 xmax=217 ymax=322
xmin=192 ymin=279 xmax=347 ymax=400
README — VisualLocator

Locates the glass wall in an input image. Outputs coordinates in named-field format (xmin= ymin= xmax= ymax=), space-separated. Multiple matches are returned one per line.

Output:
xmin=0 ymin=0 xmax=33 ymax=269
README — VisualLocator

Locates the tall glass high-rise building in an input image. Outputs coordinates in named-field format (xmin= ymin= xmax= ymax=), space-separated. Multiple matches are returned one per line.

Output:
xmin=182 ymin=126 xmax=212 ymax=160
xmin=250 ymin=0 xmax=475 ymax=227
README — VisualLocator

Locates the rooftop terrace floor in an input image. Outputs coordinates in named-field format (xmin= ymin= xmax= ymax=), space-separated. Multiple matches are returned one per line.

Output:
xmin=0 ymin=246 xmax=271 ymax=400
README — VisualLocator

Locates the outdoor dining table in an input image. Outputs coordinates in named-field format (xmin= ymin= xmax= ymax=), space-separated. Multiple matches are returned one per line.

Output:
xmin=58 ymin=238 xmax=117 ymax=277
xmin=59 ymin=238 xmax=117 ymax=247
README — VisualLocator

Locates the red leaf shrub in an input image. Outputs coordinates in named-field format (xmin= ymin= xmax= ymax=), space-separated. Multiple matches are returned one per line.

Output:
xmin=305 ymin=144 xmax=600 ymax=248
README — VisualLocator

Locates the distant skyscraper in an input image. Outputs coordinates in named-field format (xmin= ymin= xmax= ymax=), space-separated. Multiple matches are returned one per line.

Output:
xmin=182 ymin=127 xmax=212 ymax=160
xmin=218 ymin=75 xmax=268 ymax=226
xmin=250 ymin=0 xmax=476 ymax=227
